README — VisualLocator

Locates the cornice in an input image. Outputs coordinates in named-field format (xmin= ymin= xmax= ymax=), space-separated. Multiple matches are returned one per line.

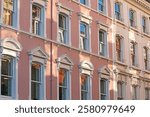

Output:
xmin=132 ymin=0 xmax=150 ymax=10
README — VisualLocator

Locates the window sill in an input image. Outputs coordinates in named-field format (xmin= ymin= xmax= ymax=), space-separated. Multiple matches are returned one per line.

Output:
xmin=0 ymin=95 xmax=13 ymax=100
xmin=114 ymin=18 xmax=125 ymax=26
xmin=115 ymin=60 xmax=127 ymax=67
xmin=129 ymin=65 xmax=141 ymax=71
xmin=142 ymin=32 xmax=150 ymax=37
xmin=0 ymin=24 xmax=19 ymax=34
xmin=128 ymin=26 xmax=138 ymax=32
xmin=143 ymin=69 xmax=150 ymax=74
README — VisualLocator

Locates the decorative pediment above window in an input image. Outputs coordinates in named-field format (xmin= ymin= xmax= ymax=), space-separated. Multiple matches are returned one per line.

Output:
xmin=0 ymin=38 xmax=22 ymax=52
xmin=29 ymin=47 xmax=49 ymax=59
xmin=79 ymin=60 xmax=94 ymax=76
xmin=28 ymin=47 xmax=49 ymax=65
xmin=56 ymin=54 xmax=73 ymax=70
xmin=98 ymin=66 xmax=111 ymax=79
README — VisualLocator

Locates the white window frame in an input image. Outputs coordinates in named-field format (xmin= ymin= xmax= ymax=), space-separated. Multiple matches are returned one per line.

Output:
xmin=56 ymin=55 xmax=73 ymax=100
xmin=78 ymin=13 xmax=92 ymax=52
xmin=28 ymin=47 xmax=48 ymax=100
xmin=0 ymin=38 xmax=22 ymax=100
xmin=132 ymin=85 xmax=138 ymax=100
xmin=30 ymin=0 xmax=47 ymax=37
xmin=56 ymin=3 xmax=72 ymax=46
xmin=99 ymin=30 xmax=107 ymax=57
xmin=100 ymin=78 xmax=108 ymax=100
xmin=129 ymin=9 xmax=136 ymax=28
xmin=58 ymin=13 xmax=69 ymax=44
xmin=130 ymin=41 xmax=138 ymax=67
xmin=79 ymin=61 xmax=94 ymax=100
xmin=31 ymin=62 xmax=43 ymax=100
xmin=2 ymin=0 xmax=19 ymax=28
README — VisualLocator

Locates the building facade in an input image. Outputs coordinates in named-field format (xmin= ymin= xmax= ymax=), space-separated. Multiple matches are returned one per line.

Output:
xmin=0 ymin=0 xmax=149 ymax=100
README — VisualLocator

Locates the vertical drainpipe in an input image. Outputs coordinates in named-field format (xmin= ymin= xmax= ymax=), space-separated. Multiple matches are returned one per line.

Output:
xmin=50 ymin=0 xmax=53 ymax=100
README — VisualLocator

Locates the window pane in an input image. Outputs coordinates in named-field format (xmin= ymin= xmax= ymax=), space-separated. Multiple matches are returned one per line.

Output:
xmin=80 ymin=0 xmax=86 ymax=5
xmin=81 ymin=74 xmax=89 ymax=100
xmin=31 ymin=82 xmax=40 ymax=100
xmin=3 ymin=0 xmax=13 ymax=25
xmin=101 ymin=80 xmax=106 ymax=94
xmin=59 ymin=69 xmax=68 ymax=100
xmin=1 ymin=56 xmax=13 ymax=96
xmin=31 ymin=63 xmax=41 ymax=100
xmin=1 ymin=76 xmax=12 ymax=96
xmin=32 ymin=4 xmax=41 ymax=35
xmin=98 ymin=0 xmax=104 ymax=11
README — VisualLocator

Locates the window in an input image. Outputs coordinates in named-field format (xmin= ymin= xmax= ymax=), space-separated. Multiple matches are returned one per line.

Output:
xmin=32 ymin=4 xmax=41 ymax=35
xmin=80 ymin=0 xmax=87 ymax=5
xmin=58 ymin=13 xmax=68 ymax=44
xmin=98 ymin=0 xmax=104 ymax=12
xmin=80 ymin=22 xmax=89 ymax=51
xmin=115 ymin=2 xmax=121 ymax=20
xmin=142 ymin=17 xmax=147 ymax=33
xmin=3 ymin=0 xmax=13 ymax=25
xmin=130 ymin=42 xmax=137 ymax=66
xmin=144 ymin=47 xmax=148 ymax=70
xmin=116 ymin=36 xmax=122 ymax=62
xmin=3 ymin=0 xmax=18 ymax=27
xmin=1 ymin=55 xmax=13 ymax=96
xmin=129 ymin=10 xmax=135 ymax=27
xmin=56 ymin=55 xmax=73 ymax=100
xmin=59 ymin=68 xmax=69 ymax=100
xmin=81 ymin=74 xmax=90 ymax=100
xmin=117 ymin=81 xmax=123 ymax=100
xmin=99 ymin=30 xmax=107 ymax=56
xmin=100 ymin=79 xmax=108 ymax=100
xmin=132 ymin=85 xmax=138 ymax=100
xmin=0 ymin=38 xmax=22 ymax=99
xmin=145 ymin=88 xmax=149 ymax=100
xmin=31 ymin=63 xmax=42 ymax=100
xmin=29 ymin=47 xmax=48 ymax=100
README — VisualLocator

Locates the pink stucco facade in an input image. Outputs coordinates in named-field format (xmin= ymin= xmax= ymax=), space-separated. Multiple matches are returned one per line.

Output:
xmin=0 ymin=0 xmax=150 ymax=100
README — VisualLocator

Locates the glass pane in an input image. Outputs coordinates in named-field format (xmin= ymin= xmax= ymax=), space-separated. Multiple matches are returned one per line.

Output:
xmin=3 ymin=9 xmax=13 ymax=25
xmin=101 ymin=95 xmax=106 ymax=100
xmin=32 ymin=5 xmax=41 ymax=19
xmin=59 ymin=69 xmax=67 ymax=87
xmin=31 ymin=82 xmax=40 ymax=100
xmin=1 ymin=57 xmax=12 ymax=75
xmin=81 ymin=74 xmax=88 ymax=90
xmin=1 ymin=76 xmax=11 ymax=96
xmin=59 ymin=87 xmax=67 ymax=100
xmin=80 ymin=23 xmax=87 ymax=36
xmin=81 ymin=91 xmax=87 ymax=100
xmin=80 ymin=0 xmax=86 ymax=5
xmin=101 ymin=80 xmax=106 ymax=94
xmin=31 ymin=63 xmax=41 ymax=81
xmin=59 ymin=14 xmax=66 ymax=29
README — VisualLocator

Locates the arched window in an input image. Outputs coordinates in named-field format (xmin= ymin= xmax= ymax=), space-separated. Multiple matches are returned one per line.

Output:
xmin=79 ymin=61 xmax=93 ymax=100
xmin=0 ymin=38 xmax=22 ymax=99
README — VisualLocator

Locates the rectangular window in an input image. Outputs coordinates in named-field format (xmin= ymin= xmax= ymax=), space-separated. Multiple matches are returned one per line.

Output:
xmin=99 ymin=30 xmax=105 ymax=56
xmin=117 ymin=81 xmax=123 ymax=100
xmin=130 ymin=42 xmax=136 ymax=66
xmin=32 ymin=4 xmax=41 ymax=35
xmin=59 ymin=68 xmax=68 ymax=100
xmin=144 ymin=47 xmax=148 ymax=70
xmin=3 ymin=0 xmax=14 ymax=26
xmin=115 ymin=2 xmax=121 ymax=20
xmin=129 ymin=10 xmax=135 ymax=27
xmin=98 ymin=0 xmax=104 ymax=12
xmin=59 ymin=14 xmax=68 ymax=44
xmin=132 ymin=85 xmax=138 ymax=100
xmin=145 ymin=88 xmax=149 ymax=100
xmin=116 ymin=37 xmax=122 ymax=61
xmin=80 ymin=22 xmax=89 ymax=51
xmin=31 ymin=63 xmax=41 ymax=100
xmin=142 ymin=17 xmax=146 ymax=33
xmin=100 ymin=79 xmax=107 ymax=100
xmin=81 ymin=74 xmax=89 ymax=100
xmin=1 ymin=56 xmax=13 ymax=96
